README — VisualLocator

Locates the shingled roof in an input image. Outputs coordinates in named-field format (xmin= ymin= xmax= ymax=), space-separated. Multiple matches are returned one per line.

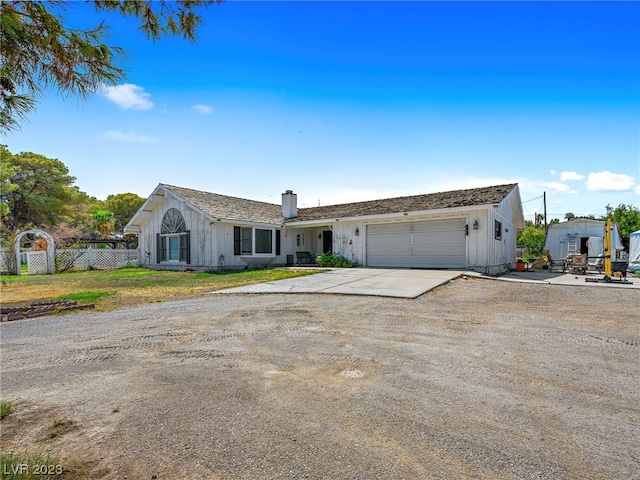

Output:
xmin=290 ymin=183 xmax=518 ymax=222
xmin=161 ymin=184 xmax=283 ymax=224
xmin=159 ymin=183 xmax=518 ymax=225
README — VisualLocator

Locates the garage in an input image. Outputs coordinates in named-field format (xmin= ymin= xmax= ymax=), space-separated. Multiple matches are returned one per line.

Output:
xmin=366 ymin=219 xmax=466 ymax=268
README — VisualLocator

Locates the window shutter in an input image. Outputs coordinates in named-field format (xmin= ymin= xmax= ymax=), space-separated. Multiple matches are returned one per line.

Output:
xmin=276 ymin=230 xmax=281 ymax=255
xmin=157 ymin=234 xmax=167 ymax=262
xmin=180 ymin=231 xmax=191 ymax=263
xmin=186 ymin=230 xmax=190 ymax=264
xmin=234 ymin=227 xmax=241 ymax=255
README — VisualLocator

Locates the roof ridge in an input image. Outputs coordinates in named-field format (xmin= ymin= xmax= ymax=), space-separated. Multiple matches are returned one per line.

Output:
xmin=160 ymin=183 xmax=279 ymax=207
xmin=299 ymin=183 xmax=517 ymax=211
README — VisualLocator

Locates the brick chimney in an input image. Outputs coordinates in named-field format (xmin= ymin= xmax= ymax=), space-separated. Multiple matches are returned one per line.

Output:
xmin=281 ymin=190 xmax=297 ymax=219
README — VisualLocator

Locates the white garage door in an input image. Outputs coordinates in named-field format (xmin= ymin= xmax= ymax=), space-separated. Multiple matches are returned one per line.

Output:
xmin=366 ymin=219 xmax=466 ymax=268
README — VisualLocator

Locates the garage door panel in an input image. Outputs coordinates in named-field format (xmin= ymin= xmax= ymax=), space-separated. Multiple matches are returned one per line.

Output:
xmin=367 ymin=219 xmax=466 ymax=268
xmin=368 ymin=223 xmax=413 ymax=234
xmin=367 ymin=244 xmax=413 ymax=257
xmin=365 ymin=254 xmax=419 ymax=266
xmin=412 ymin=244 xmax=463 ymax=256
xmin=367 ymin=237 xmax=412 ymax=247
xmin=411 ymin=219 xmax=461 ymax=233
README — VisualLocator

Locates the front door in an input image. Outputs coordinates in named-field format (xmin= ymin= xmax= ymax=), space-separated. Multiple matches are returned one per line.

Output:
xmin=580 ymin=237 xmax=589 ymax=255
xmin=322 ymin=230 xmax=333 ymax=254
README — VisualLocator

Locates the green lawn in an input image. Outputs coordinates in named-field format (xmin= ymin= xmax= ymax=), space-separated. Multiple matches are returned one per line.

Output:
xmin=0 ymin=267 xmax=323 ymax=312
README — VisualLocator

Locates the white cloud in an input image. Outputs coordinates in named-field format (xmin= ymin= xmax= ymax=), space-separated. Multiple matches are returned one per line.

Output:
xmin=104 ymin=130 xmax=159 ymax=144
xmin=560 ymin=171 xmax=585 ymax=181
xmin=636 ymin=185 xmax=640 ymax=195
xmin=544 ymin=182 xmax=578 ymax=194
xmin=586 ymin=171 xmax=636 ymax=192
xmin=192 ymin=104 xmax=213 ymax=114
xmin=550 ymin=169 xmax=556 ymax=176
xmin=102 ymin=84 xmax=153 ymax=110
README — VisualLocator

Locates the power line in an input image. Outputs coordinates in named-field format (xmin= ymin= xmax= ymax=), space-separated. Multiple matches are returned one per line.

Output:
xmin=521 ymin=195 xmax=543 ymax=204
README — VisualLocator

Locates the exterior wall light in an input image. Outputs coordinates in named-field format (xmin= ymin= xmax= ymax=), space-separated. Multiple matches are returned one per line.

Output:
xmin=355 ymin=227 xmax=360 ymax=236
xmin=473 ymin=220 xmax=479 ymax=230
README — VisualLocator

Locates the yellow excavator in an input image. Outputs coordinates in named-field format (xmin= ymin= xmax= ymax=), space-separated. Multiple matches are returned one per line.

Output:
xmin=586 ymin=218 xmax=631 ymax=284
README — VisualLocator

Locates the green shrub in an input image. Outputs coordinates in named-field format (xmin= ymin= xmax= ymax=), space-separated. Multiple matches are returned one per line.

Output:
xmin=315 ymin=253 xmax=358 ymax=268
xmin=1 ymin=401 xmax=13 ymax=420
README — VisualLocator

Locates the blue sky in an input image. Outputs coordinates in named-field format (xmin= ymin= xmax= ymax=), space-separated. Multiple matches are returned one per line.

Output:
xmin=5 ymin=0 xmax=640 ymax=221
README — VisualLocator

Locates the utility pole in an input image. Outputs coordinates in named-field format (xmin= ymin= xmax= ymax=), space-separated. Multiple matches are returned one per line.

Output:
xmin=543 ymin=191 xmax=547 ymax=231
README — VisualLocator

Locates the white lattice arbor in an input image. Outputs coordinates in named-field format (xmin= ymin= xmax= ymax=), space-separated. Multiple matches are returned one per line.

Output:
xmin=15 ymin=229 xmax=55 ymax=275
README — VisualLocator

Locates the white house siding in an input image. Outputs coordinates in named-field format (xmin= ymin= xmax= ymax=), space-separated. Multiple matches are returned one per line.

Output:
xmin=485 ymin=206 xmax=518 ymax=274
xmin=136 ymin=203 xmax=517 ymax=274
xmin=322 ymin=207 xmax=517 ymax=273
xmin=137 ymin=197 xmax=215 ymax=270
xmin=217 ymin=223 xmax=286 ymax=269
xmin=128 ymin=183 xmax=524 ymax=273
xmin=140 ymin=219 xmax=289 ymax=271
xmin=460 ymin=193 xmax=519 ymax=275
xmin=466 ymin=210 xmax=487 ymax=270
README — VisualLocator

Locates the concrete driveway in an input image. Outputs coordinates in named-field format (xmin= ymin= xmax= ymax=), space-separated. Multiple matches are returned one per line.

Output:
xmin=214 ymin=268 xmax=464 ymax=298
xmin=214 ymin=267 xmax=639 ymax=298
xmin=471 ymin=269 xmax=640 ymax=289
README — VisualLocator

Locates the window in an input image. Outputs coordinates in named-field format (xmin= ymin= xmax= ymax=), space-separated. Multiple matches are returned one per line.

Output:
xmin=240 ymin=227 xmax=252 ymax=254
xmin=161 ymin=208 xmax=186 ymax=234
xmin=157 ymin=208 xmax=190 ymax=263
xmin=234 ymin=227 xmax=278 ymax=255
xmin=255 ymin=229 xmax=272 ymax=254
xmin=168 ymin=236 xmax=180 ymax=260
xmin=494 ymin=220 xmax=502 ymax=240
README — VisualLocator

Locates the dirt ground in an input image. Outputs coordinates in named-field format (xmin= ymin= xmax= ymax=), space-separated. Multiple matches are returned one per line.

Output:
xmin=1 ymin=276 xmax=638 ymax=479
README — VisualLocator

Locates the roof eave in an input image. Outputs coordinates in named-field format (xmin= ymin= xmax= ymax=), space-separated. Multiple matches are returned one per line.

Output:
xmin=124 ymin=183 xmax=166 ymax=233
xmin=286 ymin=203 xmax=499 ymax=225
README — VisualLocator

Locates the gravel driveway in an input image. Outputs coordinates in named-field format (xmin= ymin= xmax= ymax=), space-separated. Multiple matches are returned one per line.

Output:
xmin=1 ymin=276 xmax=638 ymax=479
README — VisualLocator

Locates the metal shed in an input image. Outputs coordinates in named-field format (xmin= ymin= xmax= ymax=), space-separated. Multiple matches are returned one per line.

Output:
xmin=543 ymin=219 xmax=624 ymax=260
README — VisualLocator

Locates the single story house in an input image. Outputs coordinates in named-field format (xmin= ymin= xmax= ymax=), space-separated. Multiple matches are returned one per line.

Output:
xmin=124 ymin=183 xmax=525 ymax=274
xmin=543 ymin=218 xmax=624 ymax=260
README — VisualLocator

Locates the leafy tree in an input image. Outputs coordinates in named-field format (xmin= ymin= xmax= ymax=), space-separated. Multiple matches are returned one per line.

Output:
xmin=565 ymin=212 xmax=575 ymax=221
xmin=92 ymin=209 xmax=115 ymax=236
xmin=104 ymin=192 xmax=145 ymax=233
xmin=603 ymin=203 xmax=640 ymax=250
xmin=534 ymin=213 xmax=544 ymax=226
xmin=1 ymin=0 xmax=221 ymax=134
xmin=517 ymin=221 xmax=546 ymax=258
xmin=0 ymin=145 xmax=90 ymax=232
